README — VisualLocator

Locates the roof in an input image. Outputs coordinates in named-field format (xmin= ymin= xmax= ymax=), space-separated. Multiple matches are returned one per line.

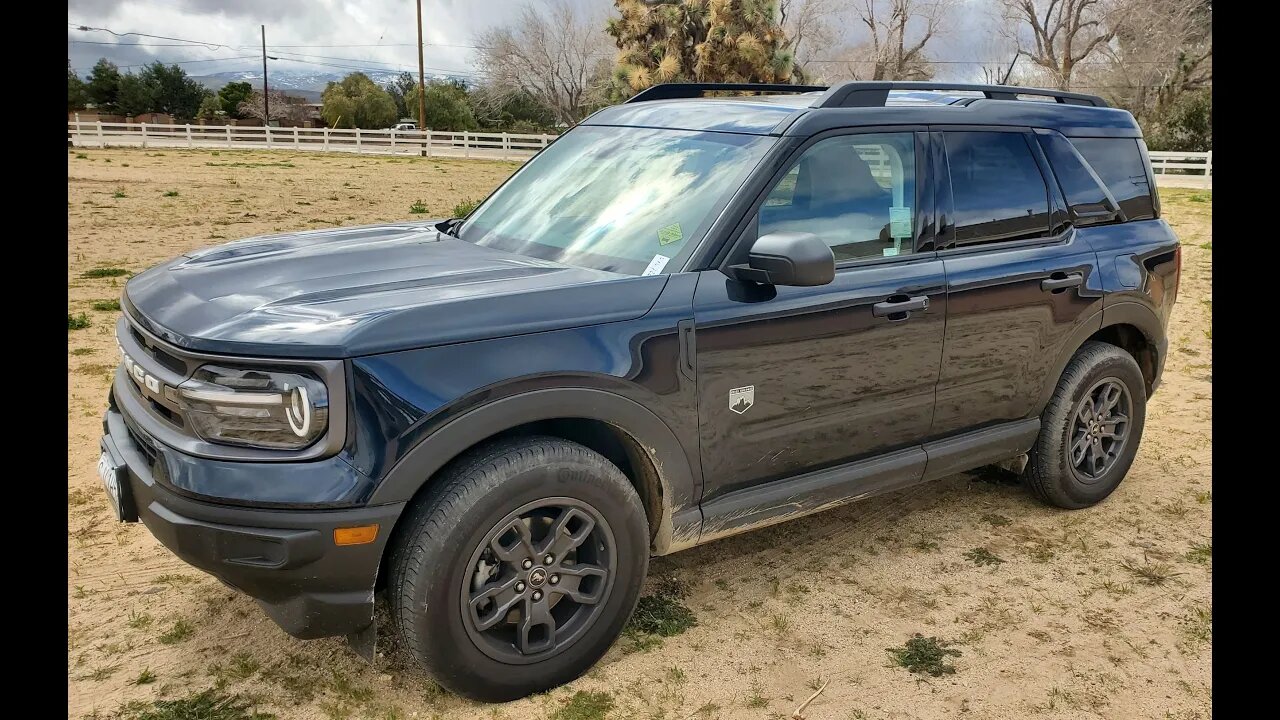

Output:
xmin=580 ymin=83 xmax=1142 ymax=139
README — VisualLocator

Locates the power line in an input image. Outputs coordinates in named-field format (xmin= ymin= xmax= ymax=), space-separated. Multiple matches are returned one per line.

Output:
xmin=269 ymin=42 xmax=489 ymax=50
xmin=266 ymin=50 xmax=414 ymax=68
xmin=265 ymin=49 xmax=476 ymax=77
xmin=69 ymin=39 xmax=494 ymax=50
xmin=69 ymin=40 xmax=221 ymax=47
xmin=71 ymin=55 xmax=258 ymax=72
xmin=69 ymin=23 xmax=232 ymax=49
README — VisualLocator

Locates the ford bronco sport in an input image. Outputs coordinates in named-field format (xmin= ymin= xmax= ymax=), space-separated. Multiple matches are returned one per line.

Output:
xmin=97 ymin=81 xmax=1181 ymax=701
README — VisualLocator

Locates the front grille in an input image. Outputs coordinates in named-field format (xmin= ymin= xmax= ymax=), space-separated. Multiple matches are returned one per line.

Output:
xmin=119 ymin=314 xmax=198 ymax=443
xmin=126 ymin=423 xmax=158 ymax=467
xmin=148 ymin=397 xmax=184 ymax=428
xmin=129 ymin=324 xmax=189 ymax=375
xmin=151 ymin=346 xmax=187 ymax=375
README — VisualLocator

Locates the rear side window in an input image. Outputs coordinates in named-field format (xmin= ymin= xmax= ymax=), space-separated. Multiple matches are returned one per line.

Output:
xmin=1036 ymin=132 xmax=1117 ymax=226
xmin=944 ymin=131 xmax=1051 ymax=246
xmin=1069 ymin=137 xmax=1156 ymax=221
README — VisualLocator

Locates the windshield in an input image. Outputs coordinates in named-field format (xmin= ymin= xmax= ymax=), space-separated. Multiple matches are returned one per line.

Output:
xmin=456 ymin=125 xmax=774 ymax=275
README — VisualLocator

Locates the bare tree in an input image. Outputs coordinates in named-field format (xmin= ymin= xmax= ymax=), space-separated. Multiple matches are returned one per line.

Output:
xmin=238 ymin=90 xmax=300 ymax=124
xmin=978 ymin=34 xmax=1022 ymax=85
xmin=779 ymin=0 xmax=851 ymax=80
xmin=474 ymin=0 xmax=612 ymax=126
xmin=1097 ymin=0 xmax=1210 ymax=120
xmin=999 ymin=0 xmax=1134 ymax=90
xmin=825 ymin=1 xmax=954 ymax=81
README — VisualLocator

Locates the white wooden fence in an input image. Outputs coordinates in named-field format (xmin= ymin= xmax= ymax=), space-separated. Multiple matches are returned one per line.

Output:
xmin=68 ymin=120 xmax=1213 ymax=188
xmin=1147 ymin=150 xmax=1212 ymax=188
xmin=68 ymin=120 xmax=555 ymax=161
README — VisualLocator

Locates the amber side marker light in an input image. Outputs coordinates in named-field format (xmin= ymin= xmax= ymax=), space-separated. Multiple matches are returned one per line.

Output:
xmin=334 ymin=524 xmax=379 ymax=546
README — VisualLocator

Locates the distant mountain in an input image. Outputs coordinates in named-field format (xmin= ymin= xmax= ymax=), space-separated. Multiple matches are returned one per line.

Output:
xmin=191 ymin=69 xmax=469 ymax=103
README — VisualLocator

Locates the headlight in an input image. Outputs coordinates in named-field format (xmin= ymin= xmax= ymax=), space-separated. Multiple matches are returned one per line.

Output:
xmin=176 ymin=365 xmax=329 ymax=450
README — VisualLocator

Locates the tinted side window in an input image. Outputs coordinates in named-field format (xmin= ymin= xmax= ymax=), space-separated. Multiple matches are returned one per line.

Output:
xmin=1069 ymin=137 xmax=1156 ymax=221
xmin=1036 ymin=132 xmax=1116 ymax=226
xmin=944 ymin=132 xmax=1050 ymax=246
xmin=759 ymin=132 xmax=916 ymax=262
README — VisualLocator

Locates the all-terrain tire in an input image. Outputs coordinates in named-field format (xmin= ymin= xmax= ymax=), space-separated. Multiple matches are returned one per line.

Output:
xmin=387 ymin=435 xmax=649 ymax=702
xmin=1022 ymin=341 xmax=1148 ymax=509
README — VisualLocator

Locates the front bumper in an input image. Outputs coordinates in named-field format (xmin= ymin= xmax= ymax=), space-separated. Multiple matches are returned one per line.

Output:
xmin=101 ymin=406 xmax=405 ymax=639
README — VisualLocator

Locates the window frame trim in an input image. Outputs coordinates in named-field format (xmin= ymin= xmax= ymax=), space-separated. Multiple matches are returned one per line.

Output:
xmin=1033 ymin=128 xmax=1126 ymax=227
xmin=933 ymin=125 xmax=1058 ymax=251
xmin=713 ymin=125 xmax=933 ymax=276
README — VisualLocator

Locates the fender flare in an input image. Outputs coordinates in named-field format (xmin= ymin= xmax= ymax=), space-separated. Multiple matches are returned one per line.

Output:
xmin=1035 ymin=301 xmax=1163 ymax=411
xmin=366 ymin=387 xmax=697 ymax=555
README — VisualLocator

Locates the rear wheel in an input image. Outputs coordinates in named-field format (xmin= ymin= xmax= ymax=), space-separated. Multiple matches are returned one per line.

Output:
xmin=1022 ymin=341 xmax=1148 ymax=509
xmin=387 ymin=436 xmax=649 ymax=701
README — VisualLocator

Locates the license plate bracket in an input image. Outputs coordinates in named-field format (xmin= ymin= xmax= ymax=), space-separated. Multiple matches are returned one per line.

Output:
xmin=98 ymin=438 xmax=138 ymax=523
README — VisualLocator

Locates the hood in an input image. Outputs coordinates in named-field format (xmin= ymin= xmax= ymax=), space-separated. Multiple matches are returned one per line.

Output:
xmin=123 ymin=221 xmax=668 ymax=358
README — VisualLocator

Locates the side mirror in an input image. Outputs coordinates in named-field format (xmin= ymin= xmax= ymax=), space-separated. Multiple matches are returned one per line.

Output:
xmin=730 ymin=232 xmax=835 ymax=287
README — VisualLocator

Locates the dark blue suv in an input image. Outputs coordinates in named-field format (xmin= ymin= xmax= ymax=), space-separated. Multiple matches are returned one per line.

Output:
xmin=98 ymin=81 xmax=1181 ymax=701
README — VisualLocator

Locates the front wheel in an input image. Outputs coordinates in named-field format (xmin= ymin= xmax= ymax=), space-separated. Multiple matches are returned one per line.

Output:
xmin=1022 ymin=341 xmax=1148 ymax=509
xmin=387 ymin=436 xmax=649 ymax=701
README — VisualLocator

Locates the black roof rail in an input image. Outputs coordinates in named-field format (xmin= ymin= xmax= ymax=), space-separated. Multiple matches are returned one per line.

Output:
xmin=626 ymin=83 xmax=828 ymax=103
xmin=816 ymin=81 xmax=1108 ymax=108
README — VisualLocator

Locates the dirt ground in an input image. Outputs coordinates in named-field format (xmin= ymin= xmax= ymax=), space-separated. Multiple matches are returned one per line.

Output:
xmin=68 ymin=148 xmax=1212 ymax=720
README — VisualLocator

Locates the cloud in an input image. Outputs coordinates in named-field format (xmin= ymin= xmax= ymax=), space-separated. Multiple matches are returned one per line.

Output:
xmin=68 ymin=0 xmax=1002 ymax=84
xmin=68 ymin=0 xmax=613 ymax=78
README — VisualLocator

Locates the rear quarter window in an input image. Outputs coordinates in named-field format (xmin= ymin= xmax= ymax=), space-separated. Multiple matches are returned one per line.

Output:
xmin=1036 ymin=132 xmax=1117 ymax=226
xmin=1069 ymin=137 xmax=1156 ymax=221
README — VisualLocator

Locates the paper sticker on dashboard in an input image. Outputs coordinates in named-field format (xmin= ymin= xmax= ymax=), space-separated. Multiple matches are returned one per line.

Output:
xmin=642 ymin=254 xmax=670 ymax=276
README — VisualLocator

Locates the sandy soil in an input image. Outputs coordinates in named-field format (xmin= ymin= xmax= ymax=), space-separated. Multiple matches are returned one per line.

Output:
xmin=68 ymin=148 xmax=1211 ymax=720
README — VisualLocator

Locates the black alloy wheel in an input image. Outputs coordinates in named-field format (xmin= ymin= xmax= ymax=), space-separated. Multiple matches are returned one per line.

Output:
xmin=1068 ymin=378 xmax=1133 ymax=482
xmin=461 ymin=498 xmax=617 ymax=663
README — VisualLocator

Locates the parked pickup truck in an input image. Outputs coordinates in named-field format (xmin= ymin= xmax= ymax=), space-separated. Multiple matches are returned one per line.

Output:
xmin=97 ymin=81 xmax=1180 ymax=702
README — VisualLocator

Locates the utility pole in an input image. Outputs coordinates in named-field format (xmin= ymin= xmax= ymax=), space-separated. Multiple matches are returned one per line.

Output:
xmin=998 ymin=54 xmax=1019 ymax=85
xmin=261 ymin=25 xmax=270 ymax=126
xmin=415 ymin=0 xmax=426 ymax=130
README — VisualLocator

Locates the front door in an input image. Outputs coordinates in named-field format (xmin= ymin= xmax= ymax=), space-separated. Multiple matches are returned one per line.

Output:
xmin=693 ymin=130 xmax=947 ymax=503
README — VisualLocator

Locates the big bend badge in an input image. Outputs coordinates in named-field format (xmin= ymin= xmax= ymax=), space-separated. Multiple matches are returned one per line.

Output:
xmin=729 ymin=385 xmax=755 ymax=415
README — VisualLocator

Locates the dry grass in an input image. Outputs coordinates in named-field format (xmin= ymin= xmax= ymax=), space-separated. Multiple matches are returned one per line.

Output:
xmin=67 ymin=149 xmax=1211 ymax=720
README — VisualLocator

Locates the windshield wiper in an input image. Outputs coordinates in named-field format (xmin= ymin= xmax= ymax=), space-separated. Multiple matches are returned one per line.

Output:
xmin=438 ymin=217 xmax=462 ymax=238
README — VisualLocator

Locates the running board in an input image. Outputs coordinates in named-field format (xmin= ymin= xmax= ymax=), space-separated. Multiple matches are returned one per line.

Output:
xmin=920 ymin=418 xmax=1040 ymax=482
xmin=694 ymin=418 xmax=1040 ymax=547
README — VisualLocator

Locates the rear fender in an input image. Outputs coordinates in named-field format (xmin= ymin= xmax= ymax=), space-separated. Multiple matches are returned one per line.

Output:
xmin=1034 ymin=302 xmax=1163 ymax=411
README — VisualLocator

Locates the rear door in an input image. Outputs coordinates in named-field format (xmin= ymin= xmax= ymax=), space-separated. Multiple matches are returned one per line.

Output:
xmin=693 ymin=129 xmax=947 ymax=503
xmin=931 ymin=128 xmax=1105 ymax=437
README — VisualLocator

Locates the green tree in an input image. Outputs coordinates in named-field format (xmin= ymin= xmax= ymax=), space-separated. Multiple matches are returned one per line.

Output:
xmin=68 ymin=61 xmax=89 ymax=112
xmin=470 ymin=85 xmax=557 ymax=131
xmin=1143 ymin=88 xmax=1211 ymax=152
xmin=138 ymin=62 xmax=209 ymax=120
xmin=197 ymin=94 xmax=223 ymax=121
xmin=116 ymin=73 xmax=155 ymax=117
xmin=606 ymin=0 xmax=797 ymax=100
xmin=385 ymin=71 xmax=418 ymax=120
xmin=87 ymin=58 xmax=122 ymax=112
xmin=217 ymin=81 xmax=254 ymax=119
xmin=320 ymin=73 xmax=398 ymax=129
xmin=405 ymin=80 xmax=478 ymax=131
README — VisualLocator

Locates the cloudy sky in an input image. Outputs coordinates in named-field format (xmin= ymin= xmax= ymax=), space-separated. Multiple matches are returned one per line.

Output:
xmin=68 ymin=0 xmax=997 ymax=82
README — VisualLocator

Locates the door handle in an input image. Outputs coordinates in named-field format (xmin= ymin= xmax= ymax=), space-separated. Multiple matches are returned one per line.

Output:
xmin=872 ymin=295 xmax=929 ymax=319
xmin=1041 ymin=272 xmax=1084 ymax=292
